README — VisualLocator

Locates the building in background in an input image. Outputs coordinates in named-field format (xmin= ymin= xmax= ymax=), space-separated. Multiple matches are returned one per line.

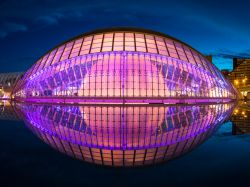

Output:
xmin=205 ymin=55 xmax=213 ymax=63
xmin=226 ymin=58 xmax=250 ymax=100
xmin=0 ymin=72 xmax=23 ymax=99
xmin=221 ymin=69 xmax=230 ymax=78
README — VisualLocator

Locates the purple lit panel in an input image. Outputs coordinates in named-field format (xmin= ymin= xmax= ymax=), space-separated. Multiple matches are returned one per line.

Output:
xmin=13 ymin=52 xmax=237 ymax=102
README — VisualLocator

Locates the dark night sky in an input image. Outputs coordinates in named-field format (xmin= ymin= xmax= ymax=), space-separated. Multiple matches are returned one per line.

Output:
xmin=0 ymin=0 xmax=249 ymax=73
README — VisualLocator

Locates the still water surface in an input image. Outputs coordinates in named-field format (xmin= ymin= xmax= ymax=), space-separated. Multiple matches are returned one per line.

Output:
xmin=0 ymin=101 xmax=250 ymax=187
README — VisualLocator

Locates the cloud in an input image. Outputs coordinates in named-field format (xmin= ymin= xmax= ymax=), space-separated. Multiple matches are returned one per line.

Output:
xmin=36 ymin=16 xmax=59 ymax=25
xmin=36 ymin=13 xmax=64 ymax=26
xmin=212 ymin=49 xmax=250 ymax=59
xmin=0 ymin=22 xmax=28 ymax=38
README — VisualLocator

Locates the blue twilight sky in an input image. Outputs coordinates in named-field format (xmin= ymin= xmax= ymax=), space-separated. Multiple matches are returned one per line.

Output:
xmin=0 ymin=0 xmax=249 ymax=73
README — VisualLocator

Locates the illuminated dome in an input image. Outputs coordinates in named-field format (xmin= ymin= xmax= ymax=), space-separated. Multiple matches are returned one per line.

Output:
xmin=13 ymin=28 xmax=237 ymax=103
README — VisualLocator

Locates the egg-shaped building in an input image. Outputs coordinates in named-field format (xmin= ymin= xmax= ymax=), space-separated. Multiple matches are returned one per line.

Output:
xmin=13 ymin=28 xmax=237 ymax=103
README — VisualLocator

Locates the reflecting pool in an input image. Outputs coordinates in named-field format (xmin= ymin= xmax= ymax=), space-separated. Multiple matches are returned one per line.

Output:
xmin=3 ymin=101 xmax=250 ymax=187
xmin=11 ymin=102 xmax=235 ymax=167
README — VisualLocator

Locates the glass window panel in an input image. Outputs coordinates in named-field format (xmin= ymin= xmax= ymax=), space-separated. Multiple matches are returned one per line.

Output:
xmin=125 ymin=33 xmax=134 ymax=41
xmin=147 ymin=43 xmax=156 ymax=49
xmin=51 ymin=45 xmax=65 ymax=65
xmin=135 ymin=33 xmax=144 ymax=38
xmin=44 ymin=49 xmax=57 ymax=68
xmin=102 ymin=46 xmax=112 ymax=51
xmin=136 ymin=42 xmax=146 ymax=47
xmin=114 ymin=41 xmax=123 ymax=46
xmin=93 ymin=34 xmax=103 ymax=39
xmin=125 ymin=41 xmax=134 ymax=46
xmin=37 ymin=54 xmax=50 ymax=72
xmin=102 ymin=41 xmax=112 ymax=46
xmin=104 ymin=33 xmax=113 ymax=38
xmin=148 ymin=48 xmax=157 ymax=53
xmin=113 ymin=46 xmax=123 ymax=51
xmin=61 ymin=42 xmax=74 ymax=61
xmin=125 ymin=46 xmax=135 ymax=51
xmin=136 ymin=46 xmax=146 ymax=52
xmin=92 ymin=43 xmax=102 ymax=48
xmin=70 ymin=38 xmax=83 ymax=57
xmin=84 ymin=36 xmax=93 ymax=42
xmin=136 ymin=37 xmax=145 ymax=43
xmin=159 ymin=50 xmax=168 ymax=55
xmin=145 ymin=34 xmax=154 ymax=40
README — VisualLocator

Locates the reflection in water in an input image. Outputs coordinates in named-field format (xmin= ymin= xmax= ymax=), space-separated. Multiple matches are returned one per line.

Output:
xmin=232 ymin=106 xmax=250 ymax=135
xmin=0 ymin=101 xmax=20 ymax=121
xmin=14 ymin=103 xmax=235 ymax=167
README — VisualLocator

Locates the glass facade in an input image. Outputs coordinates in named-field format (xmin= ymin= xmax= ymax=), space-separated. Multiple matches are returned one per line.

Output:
xmin=15 ymin=103 xmax=235 ymax=167
xmin=13 ymin=29 xmax=237 ymax=103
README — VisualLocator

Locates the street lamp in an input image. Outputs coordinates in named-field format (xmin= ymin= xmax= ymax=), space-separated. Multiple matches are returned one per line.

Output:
xmin=242 ymin=79 xmax=246 ymax=86
xmin=234 ymin=80 xmax=239 ymax=87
